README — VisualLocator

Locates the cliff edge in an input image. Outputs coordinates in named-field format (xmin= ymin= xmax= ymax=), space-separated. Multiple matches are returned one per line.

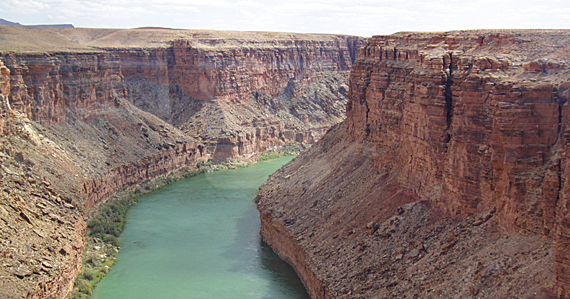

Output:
xmin=258 ymin=30 xmax=570 ymax=298
xmin=0 ymin=26 xmax=364 ymax=161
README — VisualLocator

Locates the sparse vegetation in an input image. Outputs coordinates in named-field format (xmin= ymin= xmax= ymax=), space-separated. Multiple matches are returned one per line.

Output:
xmin=257 ymin=144 xmax=305 ymax=162
xmin=71 ymin=193 xmax=139 ymax=298
xmin=87 ymin=197 xmax=134 ymax=245
xmin=70 ymin=238 xmax=117 ymax=299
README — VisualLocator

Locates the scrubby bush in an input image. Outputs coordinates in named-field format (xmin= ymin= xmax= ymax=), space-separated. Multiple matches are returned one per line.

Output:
xmin=256 ymin=143 xmax=304 ymax=162
xmin=87 ymin=196 xmax=138 ymax=245
xmin=82 ymin=269 xmax=96 ymax=281
xmin=102 ymin=234 xmax=119 ymax=246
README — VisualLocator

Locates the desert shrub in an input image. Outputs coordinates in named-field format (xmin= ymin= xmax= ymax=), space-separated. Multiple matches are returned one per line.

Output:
xmin=84 ymin=256 xmax=95 ymax=266
xmin=76 ymin=277 xmax=92 ymax=295
xmin=87 ymin=196 xmax=136 ymax=244
xmin=82 ymin=269 xmax=96 ymax=281
xmin=102 ymin=234 xmax=119 ymax=246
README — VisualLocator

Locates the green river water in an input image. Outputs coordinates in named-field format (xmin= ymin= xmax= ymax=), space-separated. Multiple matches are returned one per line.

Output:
xmin=91 ymin=156 xmax=310 ymax=299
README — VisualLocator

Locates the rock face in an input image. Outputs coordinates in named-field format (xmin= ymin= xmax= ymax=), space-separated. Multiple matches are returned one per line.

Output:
xmin=116 ymin=32 xmax=362 ymax=161
xmin=3 ymin=52 xmax=126 ymax=125
xmin=258 ymin=30 xmax=570 ymax=298
xmin=0 ymin=54 xmax=202 ymax=297
xmin=0 ymin=26 xmax=363 ymax=298
xmin=0 ymin=27 xmax=364 ymax=162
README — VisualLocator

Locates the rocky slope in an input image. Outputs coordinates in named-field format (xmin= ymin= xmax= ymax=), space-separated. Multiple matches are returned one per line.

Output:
xmin=0 ymin=55 xmax=203 ymax=298
xmin=116 ymin=31 xmax=362 ymax=161
xmin=0 ymin=26 xmax=363 ymax=298
xmin=0 ymin=26 xmax=363 ymax=161
xmin=258 ymin=30 xmax=570 ymax=298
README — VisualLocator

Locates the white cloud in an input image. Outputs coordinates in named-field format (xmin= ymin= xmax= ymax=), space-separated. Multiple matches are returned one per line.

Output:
xmin=236 ymin=1 xmax=265 ymax=8
xmin=2 ymin=0 xmax=51 ymax=14
xmin=150 ymin=4 xmax=200 ymax=13
xmin=142 ymin=0 xmax=233 ymax=6
xmin=1 ymin=0 xmax=569 ymax=36
xmin=47 ymin=14 xmax=66 ymax=20
xmin=239 ymin=9 xmax=255 ymax=17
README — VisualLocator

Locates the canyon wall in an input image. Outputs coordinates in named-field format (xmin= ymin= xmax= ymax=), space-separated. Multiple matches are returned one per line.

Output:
xmin=0 ymin=27 xmax=364 ymax=162
xmin=258 ymin=30 xmax=570 ymax=298
xmin=0 ymin=52 xmax=203 ymax=298
xmin=2 ymin=52 xmax=126 ymax=125
xmin=0 ymin=26 xmax=362 ymax=298
xmin=115 ymin=31 xmax=362 ymax=161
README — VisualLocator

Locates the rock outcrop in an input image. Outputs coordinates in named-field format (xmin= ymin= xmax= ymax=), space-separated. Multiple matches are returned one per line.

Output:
xmin=0 ymin=27 xmax=364 ymax=162
xmin=0 ymin=56 xmax=202 ymax=297
xmin=0 ymin=26 xmax=363 ymax=298
xmin=258 ymin=30 xmax=570 ymax=298
xmin=116 ymin=31 xmax=362 ymax=161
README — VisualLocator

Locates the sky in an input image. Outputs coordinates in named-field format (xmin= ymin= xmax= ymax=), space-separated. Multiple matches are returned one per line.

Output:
xmin=1 ymin=0 xmax=569 ymax=37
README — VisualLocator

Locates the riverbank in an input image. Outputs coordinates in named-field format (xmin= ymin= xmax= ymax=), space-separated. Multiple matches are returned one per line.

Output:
xmin=71 ymin=144 xmax=304 ymax=298
xmin=71 ymin=167 xmax=205 ymax=298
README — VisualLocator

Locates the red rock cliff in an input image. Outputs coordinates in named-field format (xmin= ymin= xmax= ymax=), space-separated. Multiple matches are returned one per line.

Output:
xmin=114 ymin=31 xmax=363 ymax=161
xmin=3 ymin=52 xmax=126 ymax=125
xmin=0 ymin=26 xmax=363 ymax=298
xmin=258 ymin=30 xmax=570 ymax=298
xmin=0 ymin=50 xmax=204 ymax=298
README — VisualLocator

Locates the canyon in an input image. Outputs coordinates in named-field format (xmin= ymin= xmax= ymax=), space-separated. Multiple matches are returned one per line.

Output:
xmin=3 ymin=24 xmax=570 ymax=299
xmin=258 ymin=30 xmax=570 ymax=298
xmin=0 ymin=25 xmax=362 ymax=298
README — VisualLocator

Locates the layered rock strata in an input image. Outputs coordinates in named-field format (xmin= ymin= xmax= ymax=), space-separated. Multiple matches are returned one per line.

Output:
xmin=116 ymin=32 xmax=362 ymax=161
xmin=258 ymin=30 xmax=570 ymax=298
xmin=0 ymin=26 xmax=364 ymax=162
xmin=0 ymin=54 xmax=203 ymax=298
xmin=0 ymin=26 xmax=363 ymax=298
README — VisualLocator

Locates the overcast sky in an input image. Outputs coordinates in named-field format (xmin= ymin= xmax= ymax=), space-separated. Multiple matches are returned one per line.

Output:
xmin=1 ymin=0 xmax=569 ymax=37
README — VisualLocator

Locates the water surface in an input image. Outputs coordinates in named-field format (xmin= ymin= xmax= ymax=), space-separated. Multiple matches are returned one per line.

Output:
xmin=91 ymin=156 xmax=309 ymax=299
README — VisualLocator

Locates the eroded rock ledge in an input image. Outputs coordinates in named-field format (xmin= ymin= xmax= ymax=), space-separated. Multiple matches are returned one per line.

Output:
xmin=258 ymin=30 xmax=570 ymax=298
xmin=0 ymin=26 xmax=365 ymax=162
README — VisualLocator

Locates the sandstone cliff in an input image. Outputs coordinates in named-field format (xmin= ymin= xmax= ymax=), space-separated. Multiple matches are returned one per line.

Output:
xmin=0 ymin=53 xmax=203 ymax=298
xmin=115 ymin=31 xmax=361 ymax=161
xmin=0 ymin=27 xmax=363 ymax=162
xmin=258 ymin=30 xmax=570 ymax=298
xmin=0 ymin=26 xmax=363 ymax=298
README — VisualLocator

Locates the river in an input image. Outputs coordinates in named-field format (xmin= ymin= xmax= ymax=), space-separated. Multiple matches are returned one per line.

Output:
xmin=91 ymin=156 xmax=309 ymax=299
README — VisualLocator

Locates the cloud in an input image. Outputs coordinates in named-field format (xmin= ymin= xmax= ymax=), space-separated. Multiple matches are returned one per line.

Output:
xmin=236 ymin=1 xmax=265 ymax=8
xmin=1 ymin=0 xmax=569 ymax=36
xmin=150 ymin=4 xmax=201 ymax=13
xmin=141 ymin=0 xmax=233 ymax=6
xmin=2 ymin=0 xmax=51 ymax=14
xmin=47 ymin=14 xmax=67 ymax=20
